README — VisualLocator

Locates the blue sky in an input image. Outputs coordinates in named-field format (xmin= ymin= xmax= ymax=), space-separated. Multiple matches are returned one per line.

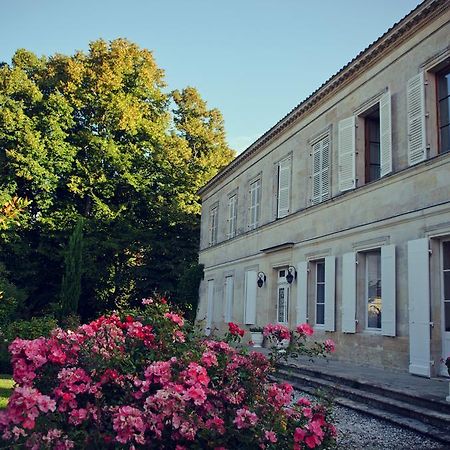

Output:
xmin=1 ymin=0 xmax=421 ymax=153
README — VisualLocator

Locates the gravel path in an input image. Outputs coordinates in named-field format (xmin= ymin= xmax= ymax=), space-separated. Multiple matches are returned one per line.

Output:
xmin=293 ymin=391 xmax=447 ymax=450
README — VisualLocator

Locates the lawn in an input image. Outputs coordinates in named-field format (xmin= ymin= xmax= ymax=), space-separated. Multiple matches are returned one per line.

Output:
xmin=0 ymin=374 xmax=13 ymax=409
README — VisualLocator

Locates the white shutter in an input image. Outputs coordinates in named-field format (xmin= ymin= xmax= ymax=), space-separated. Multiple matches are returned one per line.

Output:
xmin=227 ymin=195 xmax=237 ymax=238
xmin=342 ymin=252 xmax=356 ymax=333
xmin=244 ymin=270 xmax=257 ymax=325
xmin=296 ymin=261 xmax=308 ymax=324
xmin=324 ymin=256 xmax=336 ymax=332
xmin=312 ymin=141 xmax=322 ymax=204
xmin=206 ymin=280 xmax=214 ymax=335
xmin=249 ymin=179 xmax=261 ymax=230
xmin=407 ymin=238 xmax=431 ymax=377
xmin=277 ymin=157 xmax=291 ymax=218
xmin=338 ymin=116 xmax=356 ymax=191
xmin=321 ymin=135 xmax=330 ymax=201
xmin=381 ymin=245 xmax=396 ymax=336
xmin=380 ymin=92 xmax=392 ymax=177
xmin=209 ymin=207 xmax=218 ymax=246
xmin=407 ymin=73 xmax=426 ymax=166
xmin=224 ymin=276 xmax=234 ymax=323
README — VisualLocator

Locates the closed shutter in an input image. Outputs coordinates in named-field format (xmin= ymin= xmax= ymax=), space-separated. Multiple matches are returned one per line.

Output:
xmin=408 ymin=238 xmax=431 ymax=377
xmin=277 ymin=157 xmax=291 ymax=218
xmin=296 ymin=261 xmax=308 ymax=324
xmin=224 ymin=276 xmax=234 ymax=323
xmin=324 ymin=256 xmax=336 ymax=332
xmin=342 ymin=252 xmax=356 ymax=333
xmin=249 ymin=179 xmax=261 ymax=229
xmin=380 ymin=92 xmax=392 ymax=177
xmin=338 ymin=117 xmax=356 ymax=191
xmin=206 ymin=280 xmax=214 ymax=335
xmin=381 ymin=245 xmax=396 ymax=336
xmin=227 ymin=195 xmax=237 ymax=238
xmin=244 ymin=271 xmax=257 ymax=325
xmin=209 ymin=207 xmax=218 ymax=246
xmin=407 ymin=73 xmax=426 ymax=166
xmin=312 ymin=136 xmax=330 ymax=204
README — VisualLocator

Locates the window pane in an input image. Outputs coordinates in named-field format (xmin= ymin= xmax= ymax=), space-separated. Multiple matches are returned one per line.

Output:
xmin=316 ymin=304 xmax=325 ymax=325
xmin=370 ymin=165 xmax=381 ymax=181
xmin=444 ymin=271 xmax=450 ymax=301
xmin=439 ymin=97 xmax=450 ymax=126
xmin=443 ymin=241 xmax=450 ymax=270
xmin=316 ymin=262 xmax=325 ymax=283
xmin=445 ymin=302 xmax=450 ymax=332
xmin=316 ymin=284 xmax=325 ymax=303
xmin=370 ymin=144 xmax=381 ymax=163
xmin=440 ymin=124 xmax=450 ymax=154
xmin=278 ymin=288 xmax=285 ymax=322
xmin=438 ymin=72 xmax=450 ymax=101
xmin=367 ymin=251 xmax=382 ymax=329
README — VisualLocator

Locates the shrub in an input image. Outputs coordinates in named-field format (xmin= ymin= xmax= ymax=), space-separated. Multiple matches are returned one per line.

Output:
xmin=0 ymin=298 xmax=336 ymax=449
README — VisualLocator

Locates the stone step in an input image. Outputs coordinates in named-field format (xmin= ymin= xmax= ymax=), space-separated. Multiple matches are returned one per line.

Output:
xmin=275 ymin=368 xmax=450 ymax=445
xmin=278 ymin=362 xmax=450 ymax=415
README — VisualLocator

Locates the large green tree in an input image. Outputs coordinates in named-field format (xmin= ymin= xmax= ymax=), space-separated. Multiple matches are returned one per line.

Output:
xmin=0 ymin=39 xmax=234 ymax=320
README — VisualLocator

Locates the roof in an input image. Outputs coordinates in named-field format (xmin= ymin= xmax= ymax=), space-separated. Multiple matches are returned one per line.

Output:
xmin=198 ymin=0 xmax=449 ymax=197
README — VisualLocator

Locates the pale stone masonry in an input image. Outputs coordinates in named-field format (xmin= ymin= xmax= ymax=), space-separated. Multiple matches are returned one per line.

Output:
xmin=196 ymin=0 xmax=450 ymax=377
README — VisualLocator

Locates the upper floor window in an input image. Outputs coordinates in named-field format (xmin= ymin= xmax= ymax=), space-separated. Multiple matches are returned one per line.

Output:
xmin=311 ymin=135 xmax=330 ymax=204
xmin=208 ymin=205 xmax=218 ymax=246
xmin=227 ymin=194 xmax=237 ymax=239
xmin=437 ymin=68 xmax=450 ymax=154
xmin=363 ymin=104 xmax=381 ymax=182
xmin=248 ymin=178 xmax=261 ymax=230
xmin=276 ymin=156 xmax=291 ymax=218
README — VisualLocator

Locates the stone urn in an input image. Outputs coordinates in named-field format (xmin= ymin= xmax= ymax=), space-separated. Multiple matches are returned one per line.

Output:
xmin=250 ymin=331 xmax=264 ymax=348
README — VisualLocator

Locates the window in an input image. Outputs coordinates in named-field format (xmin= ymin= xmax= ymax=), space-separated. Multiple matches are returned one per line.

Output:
xmin=363 ymin=104 xmax=381 ymax=182
xmin=227 ymin=194 xmax=237 ymax=238
xmin=208 ymin=205 xmax=218 ymax=246
xmin=312 ymin=135 xmax=330 ymax=204
xmin=224 ymin=276 xmax=234 ymax=323
xmin=248 ymin=178 xmax=261 ymax=230
xmin=277 ymin=269 xmax=290 ymax=323
xmin=276 ymin=156 xmax=291 ymax=218
xmin=365 ymin=250 xmax=382 ymax=330
xmin=315 ymin=260 xmax=325 ymax=326
xmin=443 ymin=241 xmax=450 ymax=332
xmin=437 ymin=68 xmax=450 ymax=154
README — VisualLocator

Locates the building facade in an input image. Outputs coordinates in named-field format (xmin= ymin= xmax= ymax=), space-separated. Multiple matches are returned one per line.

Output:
xmin=196 ymin=0 xmax=450 ymax=377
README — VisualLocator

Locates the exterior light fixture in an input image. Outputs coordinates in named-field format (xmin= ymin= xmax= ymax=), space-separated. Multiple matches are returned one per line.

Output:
xmin=286 ymin=266 xmax=297 ymax=284
xmin=257 ymin=271 xmax=266 ymax=288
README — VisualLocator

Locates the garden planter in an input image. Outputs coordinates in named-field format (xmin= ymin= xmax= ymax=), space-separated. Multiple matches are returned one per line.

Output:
xmin=250 ymin=332 xmax=264 ymax=347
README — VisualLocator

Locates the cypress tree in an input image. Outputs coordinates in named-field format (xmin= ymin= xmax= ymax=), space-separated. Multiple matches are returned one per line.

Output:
xmin=60 ymin=217 xmax=84 ymax=316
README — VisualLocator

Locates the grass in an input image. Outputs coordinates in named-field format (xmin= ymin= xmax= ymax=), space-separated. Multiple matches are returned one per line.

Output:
xmin=0 ymin=374 xmax=13 ymax=409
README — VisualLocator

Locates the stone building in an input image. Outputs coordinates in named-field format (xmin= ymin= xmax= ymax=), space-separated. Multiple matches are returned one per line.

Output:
xmin=196 ymin=0 xmax=450 ymax=377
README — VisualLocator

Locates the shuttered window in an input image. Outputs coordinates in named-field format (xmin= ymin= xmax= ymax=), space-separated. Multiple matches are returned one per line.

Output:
xmin=224 ymin=276 xmax=234 ymax=323
xmin=379 ymin=92 xmax=392 ymax=177
xmin=338 ymin=117 xmax=356 ymax=191
xmin=227 ymin=194 xmax=237 ymax=239
xmin=248 ymin=178 xmax=261 ymax=230
xmin=244 ymin=271 xmax=257 ymax=325
xmin=312 ymin=135 xmax=330 ymax=204
xmin=407 ymin=73 xmax=426 ymax=165
xmin=277 ymin=157 xmax=291 ymax=218
xmin=208 ymin=206 xmax=218 ymax=246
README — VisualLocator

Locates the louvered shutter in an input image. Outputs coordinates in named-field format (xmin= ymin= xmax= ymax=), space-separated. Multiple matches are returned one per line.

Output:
xmin=224 ymin=276 xmax=234 ymax=323
xmin=324 ymin=256 xmax=336 ymax=332
xmin=408 ymin=238 xmax=431 ymax=377
xmin=206 ymin=280 xmax=214 ymax=335
xmin=380 ymin=92 xmax=392 ymax=177
xmin=244 ymin=271 xmax=257 ymax=325
xmin=249 ymin=179 xmax=261 ymax=230
xmin=407 ymin=73 xmax=426 ymax=166
xmin=227 ymin=195 xmax=237 ymax=238
xmin=321 ymin=136 xmax=330 ymax=201
xmin=277 ymin=157 xmax=291 ymax=218
xmin=296 ymin=261 xmax=308 ymax=324
xmin=338 ymin=117 xmax=356 ymax=191
xmin=312 ymin=141 xmax=322 ymax=204
xmin=381 ymin=245 xmax=396 ymax=336
xmin=342 ymin=252 xmax=356 ymax=333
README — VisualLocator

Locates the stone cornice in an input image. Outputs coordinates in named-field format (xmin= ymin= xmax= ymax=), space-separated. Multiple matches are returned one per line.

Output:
xmin=198 ymin=0 xmax=449 ymax=197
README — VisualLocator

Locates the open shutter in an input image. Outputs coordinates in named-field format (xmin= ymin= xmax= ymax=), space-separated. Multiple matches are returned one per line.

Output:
xmin=380 ymin=92 xmax=392 ymax=177
xmin=338 ymin=117 xmax=356 ymax=191
xmin=249 ymin=179 xmax=261 ymax=229
xmin=206 ymin=280 xmax=214 ymax=335
xmin=381 ymin=245 xmax=396 ymax=336
xmin=224 ymin=276 xmax=234 ymax=323
xmin=324 ymin=256 xmax=336 ymax=331
xmin=244 ymin=271 xmax=257 ymax=325
xmin=342 ymin=252 xmax=356 ymax=333
xmin=407 ymin=73 xmax=426 ymax=166
xmin=408 ymin=238 xmax=431 ymax=377
xmin=296 ymin=261 xmax=308 ymax=324
xmin=321 ymin=135 xmax=330 ymax=201
xmin=277 ymin=157 xmax=291 ymax=218
xmin=312 ymin=142 xmax=321 ymax=204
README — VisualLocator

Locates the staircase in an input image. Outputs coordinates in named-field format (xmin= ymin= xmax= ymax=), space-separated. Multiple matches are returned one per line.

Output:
xmin=275 ymin=363 xmax=450 ymax=445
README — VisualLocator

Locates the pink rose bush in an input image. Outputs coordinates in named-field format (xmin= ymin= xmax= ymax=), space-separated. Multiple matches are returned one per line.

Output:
xmin=0 ymin=298 xmax=336 ymax=449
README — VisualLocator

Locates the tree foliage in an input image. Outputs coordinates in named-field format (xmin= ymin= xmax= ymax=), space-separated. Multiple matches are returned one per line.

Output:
xmin=0 ymin=39 xmax=235 ymax=320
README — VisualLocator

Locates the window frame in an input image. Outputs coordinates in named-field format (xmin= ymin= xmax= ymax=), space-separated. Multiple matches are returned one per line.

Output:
xmin=314 ymin=260 xmax=326 ymax=327
xmin=436 ymin=66 xmax=450 ymax=155
xmin=364 ymin=249 xmax=382 ymax=332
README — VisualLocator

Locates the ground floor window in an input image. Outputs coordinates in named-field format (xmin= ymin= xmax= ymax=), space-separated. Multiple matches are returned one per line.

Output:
xmin=315 ymin=260 xmax=325 ymax=326
xmin=365 ymin=249 xmax=382 ymax=330
xmin=277 ymin=269 xmax=289 ymax=324
xmin=443 ymin=241 xmax=450 ymax=332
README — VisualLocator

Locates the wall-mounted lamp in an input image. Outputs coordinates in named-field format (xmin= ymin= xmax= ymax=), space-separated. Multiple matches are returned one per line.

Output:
xmin=257 ymin=271 xmax=266 ymax=288
xmin=286 ymin=266 xmax=297 ymax=284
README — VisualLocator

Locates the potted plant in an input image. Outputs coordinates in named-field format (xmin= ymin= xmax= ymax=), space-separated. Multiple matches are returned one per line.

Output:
xmin=249 ymin=326 xmax=264 ymax=347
